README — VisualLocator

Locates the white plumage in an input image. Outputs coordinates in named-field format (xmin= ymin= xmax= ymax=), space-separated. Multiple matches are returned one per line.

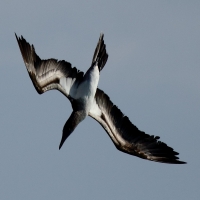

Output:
xmin=15 ymin=33 xmax=185 ymax=164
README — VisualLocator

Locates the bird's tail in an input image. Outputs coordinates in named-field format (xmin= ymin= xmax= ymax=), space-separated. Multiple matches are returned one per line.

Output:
xmin=91 ymin=33 xmax=108 ymax=71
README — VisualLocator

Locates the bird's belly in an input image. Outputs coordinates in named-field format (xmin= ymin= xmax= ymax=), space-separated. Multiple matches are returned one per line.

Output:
xmin=75 ymin=66 xmax=99 ymax=111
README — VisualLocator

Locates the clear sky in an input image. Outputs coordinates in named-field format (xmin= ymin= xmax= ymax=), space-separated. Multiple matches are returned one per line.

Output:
xmin=0 ymin=1 xmax=199 ymax=199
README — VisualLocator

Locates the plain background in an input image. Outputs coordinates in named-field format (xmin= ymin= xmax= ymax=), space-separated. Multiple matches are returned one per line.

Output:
xmin=1 ymin=1 xmax=199 ymax=199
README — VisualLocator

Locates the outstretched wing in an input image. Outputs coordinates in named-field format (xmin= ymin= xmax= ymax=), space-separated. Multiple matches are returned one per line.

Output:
xmin=15 ymin=34 xmax=84 ymax=98
xmin=89 ymin=89 xmax=185 ymax=164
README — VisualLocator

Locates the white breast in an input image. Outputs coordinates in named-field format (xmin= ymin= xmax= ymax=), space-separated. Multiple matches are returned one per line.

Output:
xmin=75 ymin=65 xmax=99 ymax=111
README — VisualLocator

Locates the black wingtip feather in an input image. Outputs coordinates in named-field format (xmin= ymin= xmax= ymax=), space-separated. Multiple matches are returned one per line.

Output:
xmin=15 ymin=33 xmax=44 ymax=94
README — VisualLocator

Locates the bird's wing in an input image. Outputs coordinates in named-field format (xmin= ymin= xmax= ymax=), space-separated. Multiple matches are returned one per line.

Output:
xmin=15 ymin=34 xmax=84 ymax=99
xmin=89 ymin=88 xmax=185 ymax=164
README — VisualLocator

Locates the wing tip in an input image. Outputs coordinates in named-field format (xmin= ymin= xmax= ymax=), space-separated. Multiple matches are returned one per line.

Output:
xmin=15 ymin=33 xmax=26 ymax=46
xmin=157 ymin=159 xmax=187 ymax=164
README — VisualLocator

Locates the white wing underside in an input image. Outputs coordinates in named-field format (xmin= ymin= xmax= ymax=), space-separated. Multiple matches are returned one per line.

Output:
xmin=89 ymin=89 xmax=185 ymax=164
xmin=15 ymin=34 xmax=84 ymax=100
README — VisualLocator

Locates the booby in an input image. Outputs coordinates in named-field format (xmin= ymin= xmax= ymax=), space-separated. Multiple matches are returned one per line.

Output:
xmin=15 ymin=33 xmax=185 ymax=164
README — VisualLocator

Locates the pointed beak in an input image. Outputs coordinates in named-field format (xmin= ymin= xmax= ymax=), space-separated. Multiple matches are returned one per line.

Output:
xmin=59 ymin=135 xmax=67 ymax=150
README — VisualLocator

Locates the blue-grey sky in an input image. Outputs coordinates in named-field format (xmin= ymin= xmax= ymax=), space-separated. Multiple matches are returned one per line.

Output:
xmin=0 ymin=1 xmax=199 ymax=199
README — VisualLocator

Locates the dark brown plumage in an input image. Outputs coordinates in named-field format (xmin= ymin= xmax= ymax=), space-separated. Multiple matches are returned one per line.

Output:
xmin=16 ymin=33 xmax=185 ymax=164
xmin=89 ymin=89 xmax=185 ymax=164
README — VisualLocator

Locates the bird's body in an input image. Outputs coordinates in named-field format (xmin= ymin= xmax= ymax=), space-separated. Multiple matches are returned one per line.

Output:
xmin=16 ymin=33 xmax=185 ymax=164
xmin=74 ymin=65 xmax=100 ymax=109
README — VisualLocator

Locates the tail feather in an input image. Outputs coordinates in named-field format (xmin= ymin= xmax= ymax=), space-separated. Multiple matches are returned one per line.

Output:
xmin=92 ymin=33 xmax=108 ymax=71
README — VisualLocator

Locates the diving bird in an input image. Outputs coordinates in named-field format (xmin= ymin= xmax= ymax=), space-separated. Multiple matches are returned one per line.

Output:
xmin=15 ymin=33 xmax=185 ymax=164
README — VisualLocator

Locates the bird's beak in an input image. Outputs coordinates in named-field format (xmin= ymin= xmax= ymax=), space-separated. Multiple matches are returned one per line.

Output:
xmin=59 ymin=135 xmax=67 ymax=150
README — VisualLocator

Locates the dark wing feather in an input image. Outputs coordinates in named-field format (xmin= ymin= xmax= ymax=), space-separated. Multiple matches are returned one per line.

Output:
xmin=15 ymin=34 xmax=84 ymax=98
xmin=89 ymin=89 xmax=186 ymax=164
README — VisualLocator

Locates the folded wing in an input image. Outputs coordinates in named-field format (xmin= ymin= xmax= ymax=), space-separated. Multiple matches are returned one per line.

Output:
xmin=89 ymin=89 xmax=185 ymax=164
